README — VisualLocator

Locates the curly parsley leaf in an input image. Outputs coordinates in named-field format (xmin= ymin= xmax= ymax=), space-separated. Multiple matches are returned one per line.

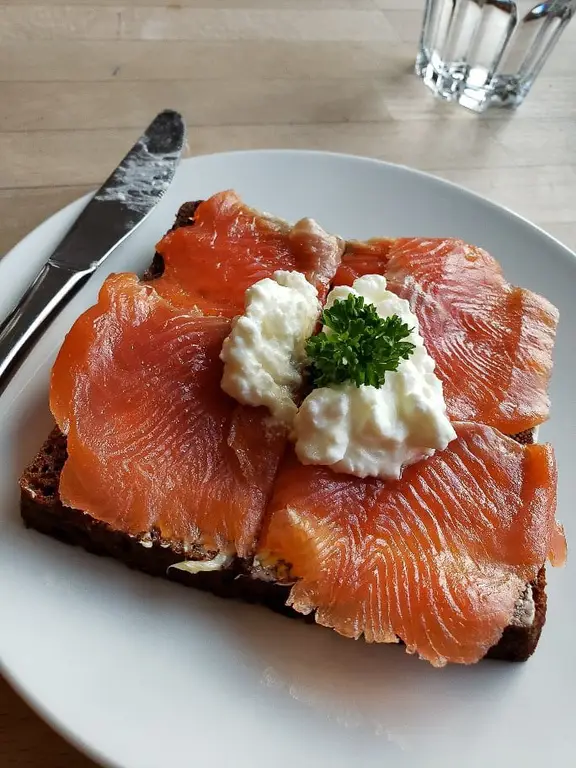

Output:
xmin=305 ymin=293 xmax=416 ymax=389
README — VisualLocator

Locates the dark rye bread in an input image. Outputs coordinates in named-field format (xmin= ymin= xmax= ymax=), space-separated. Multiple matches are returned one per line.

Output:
xmin=143 ymin=199 xmax=200 ymax=282
xmin=19 ymin=203 xmax=549 ymax=663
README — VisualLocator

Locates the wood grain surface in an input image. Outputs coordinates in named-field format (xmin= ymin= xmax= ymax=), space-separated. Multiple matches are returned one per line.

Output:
xmin=1 ymin=2 xmax=575 ymax=766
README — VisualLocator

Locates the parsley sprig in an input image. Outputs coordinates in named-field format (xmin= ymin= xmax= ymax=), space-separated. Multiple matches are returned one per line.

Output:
xmin=305 ymin=294 xmax=415 ymax=389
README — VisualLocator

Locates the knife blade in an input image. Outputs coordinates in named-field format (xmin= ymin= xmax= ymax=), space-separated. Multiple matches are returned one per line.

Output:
xmin=0 ymin=109 xmax=185 ymax=395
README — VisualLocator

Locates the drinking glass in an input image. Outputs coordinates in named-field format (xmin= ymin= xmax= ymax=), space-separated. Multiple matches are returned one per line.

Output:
xmin=416 ymin=0 xmax=576 ymax=112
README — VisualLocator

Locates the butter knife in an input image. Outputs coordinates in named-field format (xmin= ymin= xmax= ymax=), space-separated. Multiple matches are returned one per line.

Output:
xmin=0 ymin=109 xmax=185 ymax=394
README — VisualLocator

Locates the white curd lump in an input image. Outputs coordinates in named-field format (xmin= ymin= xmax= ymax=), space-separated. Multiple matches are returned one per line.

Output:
xmin=169 ymin=553 xmax=232 ymax=575
xmin=220 ymin=270 xmax=320 ymax=424
xmin=293 ymin=275 xmax=457 ymax=480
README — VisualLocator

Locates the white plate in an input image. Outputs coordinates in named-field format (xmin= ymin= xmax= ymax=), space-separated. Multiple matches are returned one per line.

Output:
xmin=1 ymin=151 xmax=575 ymax=768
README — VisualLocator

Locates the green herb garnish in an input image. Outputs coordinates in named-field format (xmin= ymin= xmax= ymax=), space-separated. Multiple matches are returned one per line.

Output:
xmin=305 ymin=294 xmax=416 ymax=389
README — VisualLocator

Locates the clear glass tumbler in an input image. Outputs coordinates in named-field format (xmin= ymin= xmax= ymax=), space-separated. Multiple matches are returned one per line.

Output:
xmin=416 ymin=0 xmax=575 ymax=112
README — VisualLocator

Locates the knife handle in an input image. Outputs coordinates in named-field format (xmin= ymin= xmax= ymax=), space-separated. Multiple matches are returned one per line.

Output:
xmin=0 ymin=263 xmax=89 ymax=395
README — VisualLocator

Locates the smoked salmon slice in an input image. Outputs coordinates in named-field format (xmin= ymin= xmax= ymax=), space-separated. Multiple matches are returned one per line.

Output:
xmin=336 ymin=237 xmax=559 ymax=435
xmin=50 ymin=273 xmax=286 ymax=557
xmin=50 ymin=192 xmax=344 ymax=558
xmin=153 ymin=190 xmax=344 ymax=316
xmin=256 ymin=422 xmax=564 ymax=666
xmin=332 ymin=238 xmax=394 ymax=287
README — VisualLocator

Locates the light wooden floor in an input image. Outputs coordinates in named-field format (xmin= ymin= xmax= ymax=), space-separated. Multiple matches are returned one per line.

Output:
xmin=1 ymin=2 xmax=576 ymax=766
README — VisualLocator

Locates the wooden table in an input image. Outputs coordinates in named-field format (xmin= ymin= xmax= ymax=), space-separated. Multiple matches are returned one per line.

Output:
xmin=1 ymin=2 xmax=575 ymax=765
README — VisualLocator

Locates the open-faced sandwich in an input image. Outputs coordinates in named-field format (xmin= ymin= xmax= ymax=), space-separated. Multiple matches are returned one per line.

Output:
xmin=20 ymin=190 xmax=566 ymax=667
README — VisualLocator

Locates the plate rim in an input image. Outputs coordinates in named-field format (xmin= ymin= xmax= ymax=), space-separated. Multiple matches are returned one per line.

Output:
xmin=1 ymin=149 xmax=575 ymax=278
